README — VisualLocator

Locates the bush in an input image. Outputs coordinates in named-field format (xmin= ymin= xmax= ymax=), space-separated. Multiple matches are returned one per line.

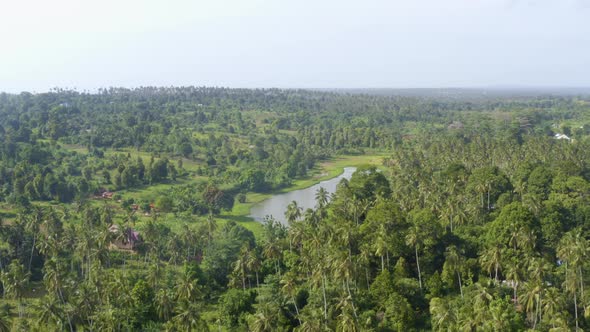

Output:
xmin=237 ymin=193 xmax=247 ymax=203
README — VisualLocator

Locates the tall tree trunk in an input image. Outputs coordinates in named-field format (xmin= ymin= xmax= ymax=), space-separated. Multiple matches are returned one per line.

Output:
xmin=494 ymin=263 xmax=499 ymax=283
xmin=533 ymin=293 xmax=540 ymax=330
xmin=322 ymin=274 xmax=328 ymax=321
xmin=457 ymin=271 xmax=463 ymax=298
xmin=346 ymin=277 xmax=358 ymax=319
xmin=450 ymin=215 xmax=453 ymax=232
xmin=58 ymin=287 xmax=74 ymax=332
xmin=292 ymin=296 xmax=302 ymax=325
xmin=28 ymin=234 xmax=37 ymax=272
xmin=579 ymin=267 xmax=584 ymax=300
xmin=574 ymin=292 xmax=579 ymax=331
xmin=415 ymin=246 xmax=422 ymax=290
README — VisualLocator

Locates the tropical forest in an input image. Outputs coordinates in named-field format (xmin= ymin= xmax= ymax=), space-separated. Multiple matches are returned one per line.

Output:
xmin=1 ymin=87 xmax=590 ymax=331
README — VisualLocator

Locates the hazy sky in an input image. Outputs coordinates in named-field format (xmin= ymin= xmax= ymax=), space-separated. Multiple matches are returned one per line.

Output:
xmin=1 ymin=0 xmax=589 ymax=92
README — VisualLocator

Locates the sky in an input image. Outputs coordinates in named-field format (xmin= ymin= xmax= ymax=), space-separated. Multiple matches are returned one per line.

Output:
xmin=0 ymin=0 xmax=589 ymax=93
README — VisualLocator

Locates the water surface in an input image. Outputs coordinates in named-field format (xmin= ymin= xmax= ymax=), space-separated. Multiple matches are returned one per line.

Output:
xmin=249 ymin=167 xmax=357 ymax=225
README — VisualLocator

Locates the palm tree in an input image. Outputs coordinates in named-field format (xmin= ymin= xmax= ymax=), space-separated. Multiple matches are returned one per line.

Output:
xmin=147 ymin=261 xmax=164 ymax=289
xmin=172 ymin=301 xmax=209 ymax=331
xmin=526 ymin=255 xmax=553 ymax=327
xmin=310 ymin=261 xmax=329 ymax=321
xmin=286 ymin=201 xmax=303 ymax=252
xmin=90 ymin=305 xmax=119 ymax=332
xmin=155 ymin=289 xmax=175 ymax=321
xmin=0 ymin=309 xmax=11 ymax=332
xmin=557 ymin=229 xmax=588 ymax=331
xmin=24 ymin=207 xmax=44 ymax=272
xmin=472 ymin=282 xmax=493 ymax=314
xmin=504 ymin=263 xmax=522 ymax=305
xmin=246 ymin=249 xmax=262 ymax=288
xmin=175 ymin=270 xmax=201 ymax=302
xmin=35 ymin=294 xmax=64 ymax=331
xmin=42 ymin=258 xmax=74 ymax=332
xmin=405 ymin=225 xmax=423 ymax=290
xmin=249 ymin=303 xmax=275 ymax=332
xmin=232 ymin=245 xmax=250 ymax=290
xmin=444 ymin=246 xmax=465 ymax=298
xmin=315 ymin=187 xmax=329 ymax=210
xmin=281 ymin=271 xmax=302 ymax=325
xmin=73 ymin=282 xmax=98 ymax=327
xmin=520 ymin=280 xmax=542 ymax=329
xmin=295 ymin=307 xmax=326 ymax=332
xmin=1 ymin=260 xmax=30 ymax=318
xmin=335 ymin=293 xmax=358 ymax=332
xmin=289 ymin=219 xmax=308 ymax=251
xmin=480 ymin=245 xmax=503 ymax=282
xmin=206 ymin=213 xmax=217 ymax=249
xmin=430 ymin=297 xmax=457 ymax=331
xmin=37 ymin=231 xmax=60 ymax=262
xmin=181 ymin=223 xmax=197 ymax=261
xmin=373 ymin=224 xmax=389 ymax=272
xmin=541 ymin=287 xmax=565 ymax=329
xmin=285 ymin=200 xmax=302 ymax=226
xmin=328 ymin=249 xmax=358 ymax=319
xmin=263 ymin=240 xmax=282 ymax=276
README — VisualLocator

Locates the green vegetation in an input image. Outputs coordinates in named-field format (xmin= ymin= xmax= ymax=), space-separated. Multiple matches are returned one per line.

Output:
xmin=1 ymin=87 xmax=590 ymax=330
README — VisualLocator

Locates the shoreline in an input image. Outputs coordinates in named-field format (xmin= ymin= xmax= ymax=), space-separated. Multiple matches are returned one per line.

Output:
xmin=225 ymin=153 xmax=386 ymax=222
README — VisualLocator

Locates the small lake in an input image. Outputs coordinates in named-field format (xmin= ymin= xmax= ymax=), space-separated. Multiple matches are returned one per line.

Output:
xmin=249 ymin=167 xmax=357 ymax=225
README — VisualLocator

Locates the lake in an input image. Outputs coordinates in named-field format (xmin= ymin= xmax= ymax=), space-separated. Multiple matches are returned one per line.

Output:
xmin=249 ymin=167 xmax=357 ymax=225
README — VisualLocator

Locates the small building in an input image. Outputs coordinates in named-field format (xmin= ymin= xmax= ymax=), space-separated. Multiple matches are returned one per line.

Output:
xmin=554 ymin=133 xmax=571 ymax=141
xmin=448 ymin=121 xmax=464 ymax=130
xmin=109 ymin=224 xmax=141 ymax=250
xmin=95 ymin=188 xmax=115 ymax=199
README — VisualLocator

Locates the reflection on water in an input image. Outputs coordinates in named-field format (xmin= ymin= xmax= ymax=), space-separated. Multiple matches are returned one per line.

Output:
xmin=249 ymin=167 xmax=357 ymax=225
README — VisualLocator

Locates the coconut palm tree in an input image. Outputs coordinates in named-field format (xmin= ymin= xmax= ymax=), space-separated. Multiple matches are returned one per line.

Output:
xmin=505 ymin=263 xmax=522 ymax=305
xmin=249 ymin=302 xmax=275 ymax=332
xmin=295 ymin=307 xmax=326 ymax=332
xmin=171 ymin=301 xmax=209 ymax=331
xmin=444 ymin=246 xmax=465 ymax=298
xmin=480 ymin=245 xmax=503 ymax=282
xmin=285 ymin=201 xmax=302 ymax=226
xmin=541 ymin=287 xmax=565 ymax=329
xmin=280 ymin=271 xmax=302 ymax=325
xmin=0 ymin=309 xmax=11 ymax=332
xmin=373 ymin=224 xmax=389 ymax=272
xmin=405 ymin=226 xmax=423 ymax=290
xmin=24 ymin=207 xmax=44 ymax=272
xmin=175 ymin=270 xmax=201 ymax=303
xmin=232 ymin=245 xmax=250 ymax=290
xmin=246 ymin=249 xmax=262 ymax=288
xmin=1 ymin=260 xmax=30 ymax=318
xmin=315 ymin=187 xmax=329 ymax=210
xmin=263 ymin=240 xmax=282 ymax=276
xmin=520 ymin=280 xmax=542 ymax=329
xmin=430 ymin=297 xmax=457 ymax=331
xmin=205 ymin=213 xmax=217 ymax=248
xmin=557 ymin=229 xmax=588 ymax=331
xmin=335 ymin=293 xmax=357 ymax=332
xmin=155 ymin=288 xmax=175 ymax=321
xmin=35 ymin=294 xmax=65 ymax=331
